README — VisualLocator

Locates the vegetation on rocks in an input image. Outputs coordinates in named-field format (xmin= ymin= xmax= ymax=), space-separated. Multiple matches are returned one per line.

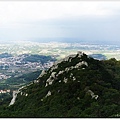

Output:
xmin=0 ymin=52 xmax=120 ymax=118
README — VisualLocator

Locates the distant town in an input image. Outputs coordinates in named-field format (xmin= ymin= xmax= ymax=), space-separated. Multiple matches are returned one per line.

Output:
xmin=0 ymin=41 xmax=120 ymax=79
xmin=0 ymin=53 xmax=55 ymax=80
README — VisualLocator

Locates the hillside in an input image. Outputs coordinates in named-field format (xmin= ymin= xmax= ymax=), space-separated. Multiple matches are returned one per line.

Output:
xmin=0 ymin=51 xmax=120 ymax=117
xmin=89 ymin=54 xmax=107 ymax=60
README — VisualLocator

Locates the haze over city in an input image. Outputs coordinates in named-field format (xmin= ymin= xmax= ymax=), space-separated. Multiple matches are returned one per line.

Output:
xmin=0 ymin=1 xmax=120 ymax=44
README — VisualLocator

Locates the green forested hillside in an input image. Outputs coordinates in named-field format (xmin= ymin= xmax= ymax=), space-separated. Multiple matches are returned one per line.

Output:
xmin=0 ymin=52 xmax=120 ymax=117
xmin=6 ymin=70 xmax=41 ymax=85
xmin=23 ymin=54 xmax=56 ymax=64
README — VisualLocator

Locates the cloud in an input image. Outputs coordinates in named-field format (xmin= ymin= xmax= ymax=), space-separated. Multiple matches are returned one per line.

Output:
xmin=0 ymin=1 xmax=120 ymax=26
xmin=0 ymin=1 xmax=120 ymax=43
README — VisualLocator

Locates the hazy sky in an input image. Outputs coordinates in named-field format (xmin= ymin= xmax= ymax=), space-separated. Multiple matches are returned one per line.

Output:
xmin=0 ymin=1 xmax=120 ymax=44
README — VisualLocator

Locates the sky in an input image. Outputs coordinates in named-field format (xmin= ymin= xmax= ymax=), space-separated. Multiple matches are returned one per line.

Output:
xmin=0 ymin=1 xmax=120 ymax=44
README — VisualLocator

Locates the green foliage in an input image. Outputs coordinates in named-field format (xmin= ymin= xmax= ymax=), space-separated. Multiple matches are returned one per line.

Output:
xmin=23 ymin=54 xmax=56 ymax=64
xmin=0 ymin=53 xmax=120 ymax=117
xmin=6 ymin=70 xmax=41 ymax=84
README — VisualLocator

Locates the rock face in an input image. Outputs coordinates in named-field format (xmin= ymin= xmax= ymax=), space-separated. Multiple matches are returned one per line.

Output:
xmin=9 ymin=85 xmax=28 ymax=106
xmin=9 ymin=91 xmax=19 ymax=106
xmin=6 ymin=52 xmax=120 ymax=117
xmin=87 ymin=90 xmax=99 ymax=100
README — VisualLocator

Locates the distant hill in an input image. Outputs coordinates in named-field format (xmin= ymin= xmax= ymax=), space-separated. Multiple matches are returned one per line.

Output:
xmin=0 ymin=53 xmax=12 ymax=58
xmin=23 ymin=54 xmax=56 ymax=64
xmin=0 ymin=52 xmax=120 ymax=117
xmin=89 ymin=54 xmax=107 ymax=60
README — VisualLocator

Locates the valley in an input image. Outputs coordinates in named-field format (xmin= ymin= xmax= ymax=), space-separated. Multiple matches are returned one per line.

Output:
xmin=0 ymin=41 xmax=120 ymax=117
xmin=0 ymin=41 xmax=119 ymax=91
xmin=0 ymin=51 xmax=56 ymax=101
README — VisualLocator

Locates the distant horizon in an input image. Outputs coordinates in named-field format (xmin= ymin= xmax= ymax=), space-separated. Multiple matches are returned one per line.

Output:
xmin=0 ymin=37 xmax=119 ymax=46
